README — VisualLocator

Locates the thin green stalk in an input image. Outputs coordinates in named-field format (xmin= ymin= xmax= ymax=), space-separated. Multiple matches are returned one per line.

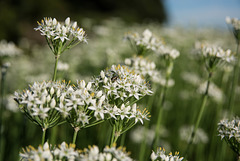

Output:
xmin=42 ymin=128 xmax=47 ymax=146
xmin=229 ymin=42 xmax=240 ymax=116
xmin=72 ymin=127 xmax=80 ymax=144
xmin=184 ymin=72 xmax=212 ymax=158
xmin=52 ymin=55 xmax=60 ymax=81
xmin=0 ymin=69 xmax=6 ymax=161
xmin=120 ymin=133 xmax=126 ymax=147
xmin=110 ymin=124 xmax=116 ymax=147
xmin=153 ymin=76 xmax=169 ymax=149
xmin=139 ymin=84 xmax=157 ymax=161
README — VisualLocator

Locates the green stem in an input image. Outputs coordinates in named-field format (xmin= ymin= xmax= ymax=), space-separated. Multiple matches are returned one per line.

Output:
xmin=153 ymin=75 xmax=169 ymax=149
xmin=139 ymin=92 xmax=156 ymax=161
xmin=52 ymin=55 xmax=60 ymax=81
xmin=0 ymin=68 xmax=6 ymax=161
xmin=184 ymin=72 xmax=212 ymax=158
xmin=42 ymin=128 xmax=47 ymax=146
xmin=72 ymin=127 xmax=80 ymax=144
xmin=110 ymin=124 xmax=116 ymax=147
xmin=229 ymin=42 xmax=240 ymax=116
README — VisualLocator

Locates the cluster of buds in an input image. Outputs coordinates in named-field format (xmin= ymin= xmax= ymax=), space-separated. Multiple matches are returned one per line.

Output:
xmin=151 ymin=147 xmax=184 ymax=161
xmin=35 ymin=17 xmax=87 ymax=56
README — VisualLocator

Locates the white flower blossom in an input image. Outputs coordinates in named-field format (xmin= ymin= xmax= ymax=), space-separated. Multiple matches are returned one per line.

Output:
xmin=151 ymin=147 xmax=184 ymax=161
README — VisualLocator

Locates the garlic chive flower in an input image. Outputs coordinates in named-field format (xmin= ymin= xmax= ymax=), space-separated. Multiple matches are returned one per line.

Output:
xmin=226 ymin=16 xmax=240 ymax=43
xmin=151 ymin=147 xmax=184 ymax=161
xmin=124 ymin=56 xmax=160 ymax=80
xmin=20 ymin=142 xmax=78 ymax=161
xmin=0 ymin=40 xmax=22 ymax=66
xmin=64 ymin=80 xmax=110 ymax=129
xmin=124 ymin=29 xmax=164 ymax=55
xmin=35 ymin=17 xmax=87 ymax=56
xmin=179 ymin=125 xmax=209 ymax=144
xmin=157 ymin=45 xmax=180 ymax=60
xmin=93 ymin=64 xmax=153 ymax=104
xmin=198 ymin=43 xmax=235 ymax=72
xmin=218 ymin=117 xmax=240 ymax=155
xmin=79 ymin=144 xmax=133 ymax=161
xmin=14 ymin=81 xmax=71 ymax=130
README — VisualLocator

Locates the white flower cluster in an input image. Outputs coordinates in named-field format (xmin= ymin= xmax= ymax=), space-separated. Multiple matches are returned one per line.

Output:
xmin=20 ymin=142 xmax=78 ymax=161
xmin=20 ymin=142 xmax=133 ymax=161
xmin=179 ymin=125 xmax=209 ymax=144
xmin=0 ymin=40 xmax=22 ymax=58
xmin=197 ymin=81 xmax=224 ymax=103
xmin=35 ymin=17 xmax=87 ymax=43
xmin=57 ymin=61 xmax=69 ymax=71
xmin=66 ymin=80 xmax=109 ymax=128
xmin=124 ymin=56 xmax=159 ymax=79
xmin=218 ymin=117 xmax=240 ymax=145
xmin=124 ymin=29 xmax=164 ymax=53
xmin=79 ymin=145 xmax=133 ymax=161
xmin=201 ymin=44 xmax=234 ymax=63
xmin=151 ymin=147 xmax=184 ymax=161
xmin=94 ymin=64 xmax=153 ymax=102
xmin=157 ymin=45 xmax=180 ymax=60
xmin=14 ymin=81 xmax=71 ymax=128
xmin=226 ymin=16 xmax=240 ymax=30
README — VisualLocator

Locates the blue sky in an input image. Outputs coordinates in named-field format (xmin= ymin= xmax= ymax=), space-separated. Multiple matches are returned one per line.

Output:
xmin=164 ymin=0 xmax=240 ymax=28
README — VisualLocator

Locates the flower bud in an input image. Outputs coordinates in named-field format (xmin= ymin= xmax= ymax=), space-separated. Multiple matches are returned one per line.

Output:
xmin=47 ymin=95 xmax=51 ymax=102
xmin=50 ymin=87 xmax=54 ymax=95
xmin=65 ymin=17 xmax=70 ymax=26
xmin=50 ymin=98 xmax=56 ymax=108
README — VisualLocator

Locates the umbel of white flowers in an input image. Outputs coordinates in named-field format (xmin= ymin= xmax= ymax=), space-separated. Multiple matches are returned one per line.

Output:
xmin=218 ymin=117 xmax=240 ymax=155
xmin=34 ymin=17 xmax=87 ymax=56
xmin=151 ymin=147 xmax=184 ymax=161
xmin=226 ymin=16 xmax=240 ymax=42
xmin=20 ymin=142 xmax=134 ymax=161
xmin=196 ymin=43 xmax=234 ymax=72
xmin=124 ymin=29 xmax=164 ymax=55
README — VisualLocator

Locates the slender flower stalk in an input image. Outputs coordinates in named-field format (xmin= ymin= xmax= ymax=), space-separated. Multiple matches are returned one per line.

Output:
xmin=185 ymin=71 xmax=212 ymax=156
xmin=185 ymin=43 xmax=235 ymax=158
xmin=153 ymin=46 xmax=179 ymax=149
xmin=228 ymin=41 xmax=240 ymax=116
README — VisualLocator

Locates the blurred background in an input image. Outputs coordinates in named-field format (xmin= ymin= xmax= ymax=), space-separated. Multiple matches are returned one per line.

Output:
xmin=0 ymin=0 xmax=240 ymax=161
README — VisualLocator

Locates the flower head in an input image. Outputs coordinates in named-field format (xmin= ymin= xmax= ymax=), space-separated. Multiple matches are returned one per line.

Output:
xmin=14 ymin=81 xmax=71 ymax=129
xmin=151 ymin=147 xmax=184 ymax=161
xmin=79 ymin=144 xmax=133 ymax=161
xmin=218 ymin=117 xmax=240 ymax=155
xmin=93 ymin=64 xmax=153 ymax=104
xmin=124 ymin=29 xmax=164 ymax=55
xmin=35 ymin=17 xmax=87 ymax=55
xmin=20 ymin=142 xmax=78 ymax=161
xmin=196 ymin=43 xmax=235 ymax=72
xmin=179 ymin=125 xmax=209 ymax=144
xmin=226 ymin=16 xmax=240 ymax=42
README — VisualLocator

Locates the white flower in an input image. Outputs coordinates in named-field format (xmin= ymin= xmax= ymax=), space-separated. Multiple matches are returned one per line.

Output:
xmin=0 ymin=40 xmax=22 ymax=58
xmin=32 ymin=105 xmax=50 ymax=119
xmin=151 ymin=147 xmax=184 ymax=161
xmin=179 ymin=125 xmax=209 ymax=144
